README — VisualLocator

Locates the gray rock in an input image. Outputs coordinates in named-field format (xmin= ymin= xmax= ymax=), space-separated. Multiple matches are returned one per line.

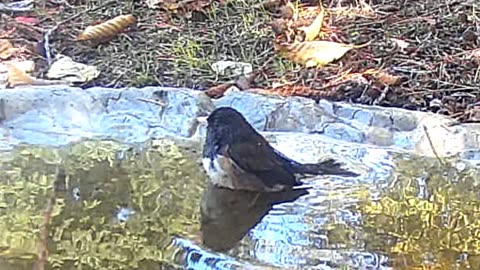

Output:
xmin=0 ymin=86 xmax=478 ymax=163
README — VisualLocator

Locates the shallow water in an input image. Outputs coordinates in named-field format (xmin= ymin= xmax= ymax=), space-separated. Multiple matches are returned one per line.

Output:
xmin=0 ymin=138 xmax=479 ymax=270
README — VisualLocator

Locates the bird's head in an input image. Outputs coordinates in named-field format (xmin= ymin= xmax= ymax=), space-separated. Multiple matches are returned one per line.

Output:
xmin=203 ymin=107 xmax=255 ymax=143
xmin=207 ymin=107 xmax=248 ymax=127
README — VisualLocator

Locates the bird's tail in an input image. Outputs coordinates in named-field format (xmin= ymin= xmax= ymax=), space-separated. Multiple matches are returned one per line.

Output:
xmin=292 ymin=159 xmax=359 ymax=177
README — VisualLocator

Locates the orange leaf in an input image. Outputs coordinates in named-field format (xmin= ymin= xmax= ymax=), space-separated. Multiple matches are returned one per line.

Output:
xmin=76 ymin=14 xmax=137 ymax=41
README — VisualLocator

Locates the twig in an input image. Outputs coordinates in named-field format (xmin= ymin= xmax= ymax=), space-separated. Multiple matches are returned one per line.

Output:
xmin=422 ymin=125 xmax=446 ymax=166
xmin=137 ymin=98 xmax=167 ymax=107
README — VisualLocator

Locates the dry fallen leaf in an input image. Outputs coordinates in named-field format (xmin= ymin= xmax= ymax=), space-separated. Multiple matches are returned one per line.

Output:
xmin=204 ymin=71 xmax=260 ymax=98
xmin=6 ymin=63 xmax=67 ymax=87
xmin=47 ymin=55 xmax=100 ymax=83
xmin=374 ymin=71 xmax=404 ymax=86
xmin=0 ymin=39 xmax=17 ymax=60
xmin=365 ymin=69 xmax=405 ymax=86
xmin=77 ymin=14 xmax=137 ymax=42
xmin=204 ymin=82 xmax=234 ymax=98
xmin=0 ymin=60 xmax=34 ymax=88
xmin=298 ymin=1 xmax=325 ymax=41
xmin=275 ymin=40 xmax=369 ymax=67
xmin=7 ymin=64 xmax=35 ymax=87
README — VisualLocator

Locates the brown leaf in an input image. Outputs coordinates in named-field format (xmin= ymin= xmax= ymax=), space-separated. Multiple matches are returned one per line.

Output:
xmin=0 ymin=39 xmax=17 ymax=60
xmin=76 ymin=14 xmax=137 ymax=42
xmin=365 ymin=69 xmax=405 ymax=86
xmin=204 ymin=82 xmax=234 ymax=98
xmin=375 ymin=71 xmax=404 ymax=86
xmin=275 ymin=40 xmax=369 ymax=67
xmin=204 ymin=71 xmax=260 ymax=98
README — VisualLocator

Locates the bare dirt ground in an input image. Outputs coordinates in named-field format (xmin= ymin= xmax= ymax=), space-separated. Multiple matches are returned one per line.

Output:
xmin=1 ymin=0 xmax=479 ymax=122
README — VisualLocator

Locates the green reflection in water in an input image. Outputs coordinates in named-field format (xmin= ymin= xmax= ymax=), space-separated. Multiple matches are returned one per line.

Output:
xmin=0 ymin=139 xmax=206 ymax=269
xmin=352 ymin=154 xmax=480 ymax=269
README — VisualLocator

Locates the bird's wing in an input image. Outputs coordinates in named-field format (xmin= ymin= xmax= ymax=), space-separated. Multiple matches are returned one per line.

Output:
xmin=225 ymin=138 xmax=299 ymax=187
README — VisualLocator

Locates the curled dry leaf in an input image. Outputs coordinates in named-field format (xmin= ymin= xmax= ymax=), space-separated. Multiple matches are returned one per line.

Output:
xmin=365 ymin=69 xmax=405 ymax=86
xmin=204 ymin=82 xmax=234 ymax=98
xmin=77 ymin=14 xmax=137 ymax=41
xmin=205 ymin=72 xmax=260 ymax=98
xmin=0 ymin=39 xmax=17 ymax=60
xmin=298 ymin=2 xmax=325 ymax=41
xmin=374 ymin=71 xmax=404 ymax=86
xmin=275 ymin=40 xmax=370 ymax=67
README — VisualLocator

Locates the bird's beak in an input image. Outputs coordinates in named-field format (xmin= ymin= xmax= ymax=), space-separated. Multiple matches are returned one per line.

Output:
xmin=196 ymin=116 xmax=208 ymax=125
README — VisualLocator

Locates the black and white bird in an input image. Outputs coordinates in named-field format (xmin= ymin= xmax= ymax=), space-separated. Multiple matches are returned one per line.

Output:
xmin=201 ymin=107 xmax=358 ymax=192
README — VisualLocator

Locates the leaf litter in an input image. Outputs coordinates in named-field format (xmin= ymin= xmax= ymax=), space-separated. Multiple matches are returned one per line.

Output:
xmin=0 ymin=0 xmax=478 ymax=122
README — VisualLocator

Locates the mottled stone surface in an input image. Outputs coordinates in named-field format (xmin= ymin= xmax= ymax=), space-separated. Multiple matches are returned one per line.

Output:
xmin=0 ymin=85 xmax=478 ymax=162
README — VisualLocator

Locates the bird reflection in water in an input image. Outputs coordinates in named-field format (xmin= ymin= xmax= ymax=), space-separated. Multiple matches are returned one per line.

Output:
xmin=199 ymin=183 xmax=308 ymax=252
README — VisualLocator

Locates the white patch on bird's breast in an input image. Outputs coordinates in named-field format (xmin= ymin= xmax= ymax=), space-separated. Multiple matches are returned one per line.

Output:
xmin=202 ymin=155 xmax=288 ymax=192
xmin=202 ymin=156 xmax=236 ymax=189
